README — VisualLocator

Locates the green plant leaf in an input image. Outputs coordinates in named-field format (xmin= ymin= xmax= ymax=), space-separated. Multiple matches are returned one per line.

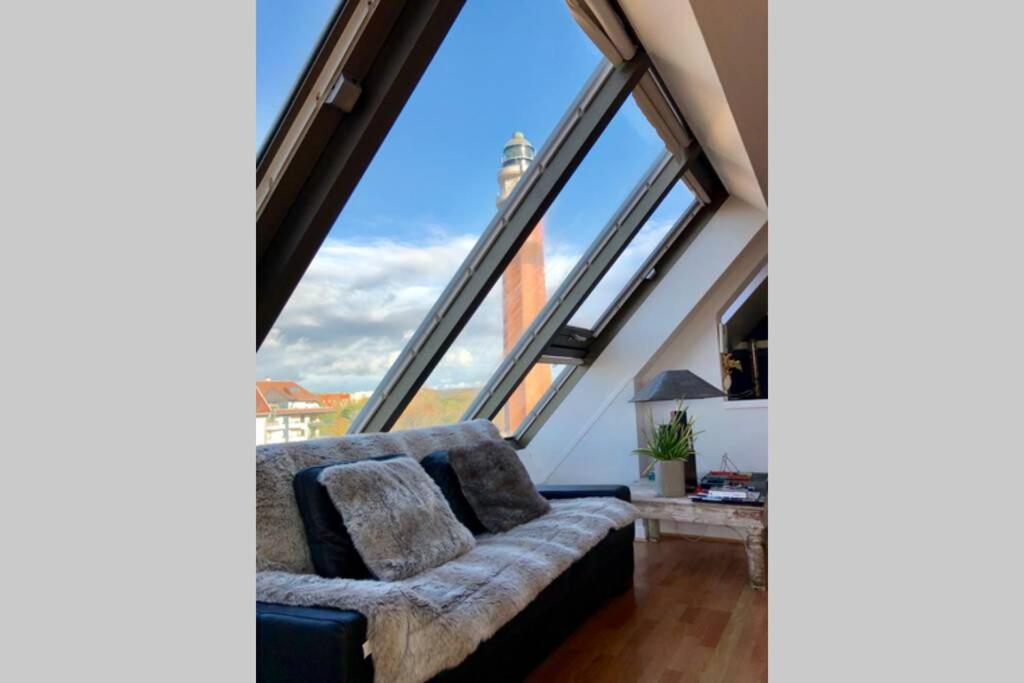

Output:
xmin=631 ymin=403 xmax=699 ymax=464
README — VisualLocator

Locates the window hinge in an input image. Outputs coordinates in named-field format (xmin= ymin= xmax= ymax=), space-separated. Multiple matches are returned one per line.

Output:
xmin=326 ymin=74 xmax=362 ymax=113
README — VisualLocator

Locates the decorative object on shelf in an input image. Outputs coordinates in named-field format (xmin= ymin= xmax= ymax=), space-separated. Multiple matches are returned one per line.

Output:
xmin=693 ymin=469 xmax=767 ymax=507
xmin=632 ymin=406 xmax=699 ymax=497
xmin=630 ymin=370 xmax=725 ymax=492
xmin=720 ymin=352 xmax=743 ymax=395
xmin=716 ymin=453 xmax=742 ymax=472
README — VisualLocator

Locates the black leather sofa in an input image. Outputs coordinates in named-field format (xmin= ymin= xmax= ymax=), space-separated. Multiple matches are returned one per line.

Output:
xmin=257 ymin=484 xmax=633 ymax=683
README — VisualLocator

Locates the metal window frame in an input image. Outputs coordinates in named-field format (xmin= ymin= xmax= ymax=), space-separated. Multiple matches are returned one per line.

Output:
xmin=255 ymin=1 xmax=730 ymax=444
xmin=538 ymin=325 xmax=593 ymax=362
xmin=513 ymin=171 xmax=728 ymax=446
xmin=256 ymin=0 xmax=466 ymax=349
xmin=461 ymin=145 xmax=702 ymax=425
xmin=349 ymin=53 xmax=652 ymax=434
xmin=257 ymin=0 xmax=378 ymax=184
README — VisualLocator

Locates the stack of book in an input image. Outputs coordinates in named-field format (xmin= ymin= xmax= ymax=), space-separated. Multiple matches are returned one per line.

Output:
xmin=692 ymin=471 xmax=767 ymax=506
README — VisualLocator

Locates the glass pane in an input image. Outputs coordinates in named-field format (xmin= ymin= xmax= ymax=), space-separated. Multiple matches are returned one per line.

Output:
xmin=257 ymin=3 xmax=601 ymax=442
xmin=391 ymin=282 xmax=502 ymax=432
xmin=569 ymin=181 xmax=696 ymax=329
xmin=494 ymin=364 xmax=570 ymax=436
xmin=257 ymin=0 xmax=341 ymax=147
xmin=397 ymin=94 xmax=666 ymax=431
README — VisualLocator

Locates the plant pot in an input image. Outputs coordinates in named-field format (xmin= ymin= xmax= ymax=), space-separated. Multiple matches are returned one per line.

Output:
xmin=655 ymin=460 xmax=687 ymax=497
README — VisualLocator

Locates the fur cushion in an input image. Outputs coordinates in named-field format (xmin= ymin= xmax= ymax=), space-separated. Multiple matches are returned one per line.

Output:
xmin=257 ymin=419 xmax=502 ymax=573
xmin=419 ymin=450 xmax=487 ymax=535
xmin=292 ymin=455 xmax=404 ymax=579
xmin=448 ymin=439 xmax=551 ymax=533
xmin=318 ymin=456 xmax=476 ymax=581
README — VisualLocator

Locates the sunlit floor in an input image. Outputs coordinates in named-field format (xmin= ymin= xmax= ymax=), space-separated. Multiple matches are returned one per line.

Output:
xmin=526 ymin=537 xmax=767 ymax=683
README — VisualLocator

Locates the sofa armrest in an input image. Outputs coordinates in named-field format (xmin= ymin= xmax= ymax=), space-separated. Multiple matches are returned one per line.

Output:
xmin=536 ymin=484 xmax=631 ymax=503
xmin=257 ymin=601 xmax=373 ymax=683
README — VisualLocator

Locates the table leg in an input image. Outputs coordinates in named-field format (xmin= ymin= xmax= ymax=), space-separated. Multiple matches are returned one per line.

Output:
xmin=643 ymin=518 xmax=661 ymax=542
xmin=744 ymin=529 xmax=767 ymax=590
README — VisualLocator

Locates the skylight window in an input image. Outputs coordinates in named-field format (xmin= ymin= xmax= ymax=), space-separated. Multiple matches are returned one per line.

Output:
xmin=495 ymin=363 xmax=571 ymax=436
xmin=256 ymin=2 xmax=602 ymax=433
xmin=393 ymin=96 xmax=667 ymax=433
xmin=256 ymin=0 xmax=342 ymax=147
xmin=569 ymin=180 xmax=696 ymax=329
xmin=255 ymin=2 xmax=725 ymax=443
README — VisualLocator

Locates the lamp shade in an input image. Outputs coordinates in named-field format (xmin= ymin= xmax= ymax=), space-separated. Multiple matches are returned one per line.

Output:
xmin=629 ymin=370 xmax=725 ymax=402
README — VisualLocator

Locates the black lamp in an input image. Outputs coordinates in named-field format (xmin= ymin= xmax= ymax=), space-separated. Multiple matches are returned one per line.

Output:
xmin=629 ymin=370 xmax=725 ymax=491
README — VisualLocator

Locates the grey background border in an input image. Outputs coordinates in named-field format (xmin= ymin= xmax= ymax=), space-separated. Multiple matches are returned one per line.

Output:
xmin=1 ymin=1 xmax=255 ymax=681
xmin=2 ymin=1 xmax=1022 ymax=680
xmin=770 ymin=1 xmax=1024 ymax=680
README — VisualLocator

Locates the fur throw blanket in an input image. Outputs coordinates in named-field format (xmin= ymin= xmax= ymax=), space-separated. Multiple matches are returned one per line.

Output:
xmin=257 ymin=497 xmax=640 ymax=683
xmin=258 ymin=420 xmax=503 ymax=574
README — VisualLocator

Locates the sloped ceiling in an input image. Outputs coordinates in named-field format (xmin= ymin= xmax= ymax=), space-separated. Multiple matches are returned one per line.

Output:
xmin=619 ymin=0 xmax=767 ymax=210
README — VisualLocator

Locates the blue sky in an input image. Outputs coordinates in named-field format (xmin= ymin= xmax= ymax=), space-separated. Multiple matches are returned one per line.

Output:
xmin=256 ymin=1 xmax=694 ymax=393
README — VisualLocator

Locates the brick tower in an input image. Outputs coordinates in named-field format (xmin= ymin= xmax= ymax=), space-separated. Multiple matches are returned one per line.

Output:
xmin=497 ymin=133 xmax=552 ymax=433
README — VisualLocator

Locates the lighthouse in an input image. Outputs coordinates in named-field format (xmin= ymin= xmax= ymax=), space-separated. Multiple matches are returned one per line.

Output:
xmin=498 ymin=133 xmax=552 ymax=433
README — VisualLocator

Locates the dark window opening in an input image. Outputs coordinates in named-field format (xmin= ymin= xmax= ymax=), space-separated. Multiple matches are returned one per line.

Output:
xmin=720 ymin=272 xmax=767 ymax=400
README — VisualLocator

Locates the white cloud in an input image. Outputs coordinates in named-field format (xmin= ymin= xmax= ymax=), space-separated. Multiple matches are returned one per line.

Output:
xmin=257 ymin=216 xmax=676 ymax=396
xmin=543 ymin=239 xmax=582 ymax=296
xmin=446 ymin=347 xmax=475 ymax=368
xmin=419 ymin=285 xmax=503 ymax=390
xmin=257 ymin=233 xmax=487 ymax=393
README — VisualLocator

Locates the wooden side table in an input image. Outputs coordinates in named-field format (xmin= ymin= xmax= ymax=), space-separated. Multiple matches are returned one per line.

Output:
xmin=629 ymin=481 xmax=768 ymax=590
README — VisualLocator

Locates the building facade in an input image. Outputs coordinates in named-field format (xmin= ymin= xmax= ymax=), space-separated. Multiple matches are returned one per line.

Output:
xmin=256 ymin=380 xmax=332 ymax=445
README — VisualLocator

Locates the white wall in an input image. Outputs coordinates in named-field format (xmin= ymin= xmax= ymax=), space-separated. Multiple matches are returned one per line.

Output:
xmin=635 ymin=227 xmax=767 ymax=540
xmin=636 ymin=226 xmax=769 ymax=479
xmin=520 ymin=196 xmax=767 ymax=488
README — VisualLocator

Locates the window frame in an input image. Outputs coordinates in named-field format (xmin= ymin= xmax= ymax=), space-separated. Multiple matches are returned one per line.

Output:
xmin=256 ymin=1 xmax=729 ymax=441
xmin=347 ymin=55 xmax=652 ymax=434
xmin=460 ymin=149 xmax=696 ymax=426
xmin=513 ymin=181 xmax=727 ymax=446
xmin=256 ymin=0 xmax=466 ymax=348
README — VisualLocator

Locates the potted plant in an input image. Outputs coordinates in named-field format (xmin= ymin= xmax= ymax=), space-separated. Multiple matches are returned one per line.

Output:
xmin=633 ymin=405 xmax=700 ymax=497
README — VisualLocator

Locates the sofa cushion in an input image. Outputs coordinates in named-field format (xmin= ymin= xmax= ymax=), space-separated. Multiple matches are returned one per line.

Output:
xmin=293 ymin=454 xmax=404 ymax=579
xmin=258 ymin=419 xmax=504 ymax=574
xmin=319 ymin=456 xmax=476 ymax=581
xmin=448 ymin=439 xmax=551 ymax=533
xmin=419 ymin=450 xmax=487 ymax=535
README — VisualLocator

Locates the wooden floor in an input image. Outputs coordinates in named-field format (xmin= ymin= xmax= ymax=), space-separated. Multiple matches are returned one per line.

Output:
xmin=525 ymin=537 xmax=767 ymax=683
